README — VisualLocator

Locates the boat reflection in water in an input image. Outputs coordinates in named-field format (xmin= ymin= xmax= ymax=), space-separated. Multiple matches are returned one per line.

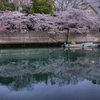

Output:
xmin=0 ymin=47 xmax=100 ymax=100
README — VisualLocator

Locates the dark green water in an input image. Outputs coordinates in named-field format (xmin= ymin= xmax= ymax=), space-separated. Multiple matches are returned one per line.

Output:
xmin=0 ymin=47 xmax=100 ymax=100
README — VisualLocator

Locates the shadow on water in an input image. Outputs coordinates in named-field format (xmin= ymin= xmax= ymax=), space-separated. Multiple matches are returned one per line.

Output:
xmin=0 ymin=47 xmax=100 ymax=91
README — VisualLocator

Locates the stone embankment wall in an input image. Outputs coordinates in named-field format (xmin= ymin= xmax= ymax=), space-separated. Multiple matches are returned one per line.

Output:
xmin=68 ymin=31 xmax=100 ymax=43
xmin=0 ymin=31 xmax=100 ymax=44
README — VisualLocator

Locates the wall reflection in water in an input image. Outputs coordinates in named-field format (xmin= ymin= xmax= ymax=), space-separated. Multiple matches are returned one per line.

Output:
xmin=0 ymin=48 xmax=100 ymax=91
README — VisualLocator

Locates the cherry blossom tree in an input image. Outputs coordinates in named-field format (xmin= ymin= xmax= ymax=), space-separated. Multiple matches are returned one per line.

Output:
xmin=0 ymin=9 xmax=99 ymax=34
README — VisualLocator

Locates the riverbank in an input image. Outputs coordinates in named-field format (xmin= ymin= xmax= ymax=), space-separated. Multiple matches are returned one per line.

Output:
xmin=0 ymin=9 xmax=100 ymax=47
xmin=0 ymin=31 xmax=100 ymax=48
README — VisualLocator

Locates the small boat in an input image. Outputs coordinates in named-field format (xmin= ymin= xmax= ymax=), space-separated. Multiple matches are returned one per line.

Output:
xmin=61 ymin=42 xmax=96 ymax=48
xmin=64 ymin=47 xmax=93 ymax=51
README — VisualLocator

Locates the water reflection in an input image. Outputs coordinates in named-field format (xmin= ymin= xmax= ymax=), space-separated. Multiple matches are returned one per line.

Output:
xmin=0 ymin=48 xmax=100 ymax=100
xmin=0 ymin=48 xmax=100 ymax=88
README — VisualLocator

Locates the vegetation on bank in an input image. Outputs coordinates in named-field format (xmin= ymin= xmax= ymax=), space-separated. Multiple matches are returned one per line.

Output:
xmin=0 ymin=0 xmax=89 ymax=14
xmin=0 ymin=0 xmax=100 ymax=34
xmin=31 ymin=0 xmax=53 ymax=14
xmin=0 ymin=0 xmax=15 ymax=11
xmin=0 ymin=0 xmax=53 ymax=14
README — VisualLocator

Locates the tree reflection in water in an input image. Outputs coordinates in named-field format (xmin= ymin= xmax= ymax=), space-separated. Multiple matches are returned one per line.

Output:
xmin=0 ymin=48 xmax=100 ymax=91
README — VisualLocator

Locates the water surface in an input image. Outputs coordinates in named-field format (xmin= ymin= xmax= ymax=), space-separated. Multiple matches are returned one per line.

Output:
xmin=0 ymin=47 xmax=100 ymax=100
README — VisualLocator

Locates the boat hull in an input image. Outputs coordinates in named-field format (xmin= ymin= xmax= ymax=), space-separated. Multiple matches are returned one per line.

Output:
xmin=63 ymin=42 xmax=97 ymax=48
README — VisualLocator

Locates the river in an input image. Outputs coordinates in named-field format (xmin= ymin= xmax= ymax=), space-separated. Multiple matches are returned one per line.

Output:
xmin=0 ymin=47 xmax=100 ymax=100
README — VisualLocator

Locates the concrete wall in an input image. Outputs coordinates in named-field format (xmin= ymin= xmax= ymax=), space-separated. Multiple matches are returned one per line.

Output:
xmin=0 ymin=31 xmax=100 ymax=44
xmin=68 ymin=31 xmax=100 ymax=43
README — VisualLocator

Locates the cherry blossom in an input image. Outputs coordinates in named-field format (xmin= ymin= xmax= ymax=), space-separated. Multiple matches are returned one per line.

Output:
xmin=0 ymin=9 xmax=99 ymax=34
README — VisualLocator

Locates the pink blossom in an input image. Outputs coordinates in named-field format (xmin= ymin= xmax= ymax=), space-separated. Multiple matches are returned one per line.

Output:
xmin=0 ymin=9 xmax=100 ymax=34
